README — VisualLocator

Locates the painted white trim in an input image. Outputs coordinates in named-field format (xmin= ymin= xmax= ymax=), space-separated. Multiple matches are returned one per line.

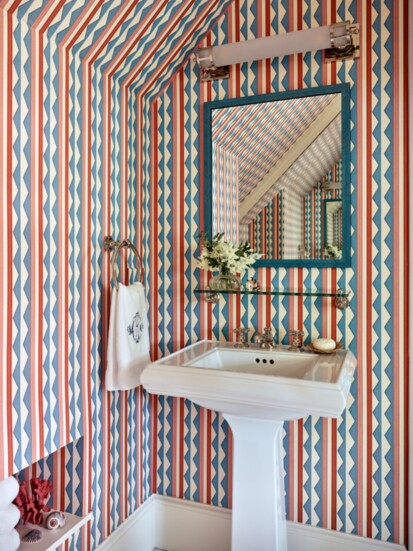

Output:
xmin=287 ymin=521 xmax=406 ymax=551
xmin=153 ymin=495 xmax=231 ymax=551
xmin=96 ymin=497 xmax=156 ymax=551
xmin=96 ymin=495 xmax=406 ymax=551
xmin=409 ymin=0 xmax=413 ymax=548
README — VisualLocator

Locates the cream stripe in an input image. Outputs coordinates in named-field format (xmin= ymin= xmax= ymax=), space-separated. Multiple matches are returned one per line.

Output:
xmin=359 ymin=0 xmax=368 ymax=535
xmin=176 ymin=72 xmax=182 ymax=347
xmin=396 ymin=6 xmax=406 ymax=540
xmin=290 ymin=421 xmax=297 ymax=522
xmin=327 ymin=419 xmax=332 ymax=530
xmin=228 ymin=2 xmax=236 ymax=100
xmin=378 ymin=2 xmax=392 ymax=540
xmin=30 ymin=21 xmax=42 ymax=462
xmin=81 ymin=54 xmax=92 ymax=512
xmin=0 ymin=8 xmax=9 ymax=476
xmin=57 ymin=41 xmax=68 ymax=447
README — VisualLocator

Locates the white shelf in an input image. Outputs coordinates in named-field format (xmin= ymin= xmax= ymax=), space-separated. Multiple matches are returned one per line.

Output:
xmin=17 ymin=511 xmax=93 ymax=551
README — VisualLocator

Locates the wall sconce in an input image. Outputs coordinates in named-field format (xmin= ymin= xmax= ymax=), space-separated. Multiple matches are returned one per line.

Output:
xmin=195 ymin=21 xmax=359 ymax=81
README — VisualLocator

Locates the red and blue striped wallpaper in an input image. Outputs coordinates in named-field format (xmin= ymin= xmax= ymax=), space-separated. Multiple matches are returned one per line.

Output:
xmin=248 ymin=192 xmax=282 ymax=258
xmin=0 ymin=0 xmax=409 ymax=549
xmin=304 ymin=162 xmax=343 ymax=258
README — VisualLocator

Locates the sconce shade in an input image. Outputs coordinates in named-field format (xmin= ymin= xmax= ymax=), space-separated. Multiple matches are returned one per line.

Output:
xmin=196 ymin=21 xmax=359 ymax=79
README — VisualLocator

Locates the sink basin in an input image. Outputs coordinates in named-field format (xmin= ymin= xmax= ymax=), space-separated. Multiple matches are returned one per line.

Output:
xmin=141 ymin=340 xmax=356 ymax=421
xmin=186 ymin=347 xmax=320 ymax=376
xmin=141 ymin=340 xmax=356 ymax=551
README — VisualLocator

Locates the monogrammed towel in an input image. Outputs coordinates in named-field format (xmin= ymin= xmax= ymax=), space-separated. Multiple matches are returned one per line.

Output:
xmin=0 ymin=529 xmax=20 ymax=551
xmin=106 ymin=282 xmax=150 ymax=391
xmin=0 ymin=476 xmax=19 ymax=511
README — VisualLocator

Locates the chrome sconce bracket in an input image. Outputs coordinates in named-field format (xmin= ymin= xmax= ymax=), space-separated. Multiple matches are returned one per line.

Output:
xmin=194 ymin=48 xmax=230 ymax=81
xmin=199 ymin=65 xmax=230 ymax=82
xmin=325 ymin=22 xmax=360 ymax=62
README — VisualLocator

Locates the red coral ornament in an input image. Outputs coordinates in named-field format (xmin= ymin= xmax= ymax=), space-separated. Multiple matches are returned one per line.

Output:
xmin=13 ymin=478 xmax=53 ymax=525
xmin=31 ymin=478 xmax=52 ymax=513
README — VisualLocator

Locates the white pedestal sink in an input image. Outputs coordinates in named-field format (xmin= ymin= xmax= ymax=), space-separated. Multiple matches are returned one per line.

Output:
xmin=141 ymin=341 xmax=356 ymax=551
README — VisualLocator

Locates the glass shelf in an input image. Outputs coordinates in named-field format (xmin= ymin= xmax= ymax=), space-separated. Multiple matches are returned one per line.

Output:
xmin=194 ymin=288 xmax=350 ymax=309
xmin=17 ymin=511 xmax=93 ymax=551
xmin=194 ymin=288 xmax=349 ymax=298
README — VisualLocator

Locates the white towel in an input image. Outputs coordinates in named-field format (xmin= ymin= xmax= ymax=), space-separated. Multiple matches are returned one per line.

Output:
xmin=0 ymin=504 xmax=20 ymax=535
xmin=106 ymin=281 xmax=150 ymax=391
xmin=0 ymin=529 xmax=20 ymax=551
xmin=0 ymin=477 xmax=19 ymax=511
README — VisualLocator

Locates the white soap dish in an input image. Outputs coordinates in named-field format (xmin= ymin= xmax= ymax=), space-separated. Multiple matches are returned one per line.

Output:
xmin=305 ymin=341 xmax=343 ymax=354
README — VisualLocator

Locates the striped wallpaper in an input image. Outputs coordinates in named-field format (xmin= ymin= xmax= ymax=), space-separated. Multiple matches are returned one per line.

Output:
xmin=282 ymin=189 xmax=305 ymax=259
xmin=213 ymin=147 xmax=239 ymax=242
xmin=304 ymin=162 xmax=343 ymax=259
xmin=0 ymin=1 xmax=409 ymax=550
xmin=0 ymin=0 xmax=233 ymax=548
xmin=211 ymin=93 xmax=337 ymax=206
xmin=248 ymin=192 xmax=283 ymax=258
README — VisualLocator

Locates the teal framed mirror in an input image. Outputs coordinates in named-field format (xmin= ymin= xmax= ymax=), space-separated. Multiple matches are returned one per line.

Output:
xmin=203 ymin=83 xmax=351 ymax=268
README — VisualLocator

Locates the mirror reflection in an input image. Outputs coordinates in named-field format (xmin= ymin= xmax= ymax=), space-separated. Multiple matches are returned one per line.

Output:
xmin=206 ymin=85 xmax=350 ymax=266
xmin=324 ymin=199 xmax=343 ymax=259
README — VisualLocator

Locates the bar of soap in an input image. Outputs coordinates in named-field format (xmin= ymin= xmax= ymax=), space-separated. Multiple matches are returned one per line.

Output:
xmin=312 ymin=338 xmax=336 ymax=352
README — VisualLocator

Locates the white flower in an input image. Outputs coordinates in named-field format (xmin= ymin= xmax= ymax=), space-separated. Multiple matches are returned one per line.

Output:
xmin=324 ymin=245 xmax=342 ymax=259
xmin=196 ymin=232 xmax=262 ymax=276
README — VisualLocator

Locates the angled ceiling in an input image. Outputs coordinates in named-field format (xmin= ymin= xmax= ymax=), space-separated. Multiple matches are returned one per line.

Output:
xmin=212 ymin=92 xmax=342 ymax=223
xmin=5 ymin=0 xmax=232 ymax=95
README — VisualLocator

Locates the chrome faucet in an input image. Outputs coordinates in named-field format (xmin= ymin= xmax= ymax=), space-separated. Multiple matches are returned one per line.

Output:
xmin=234 ymin=327 xmax=250 ymax=348
xmin=253 ymin=327 xmax=277 ymax=349
xmin=288 ymin=329 xmax=304 ymax=352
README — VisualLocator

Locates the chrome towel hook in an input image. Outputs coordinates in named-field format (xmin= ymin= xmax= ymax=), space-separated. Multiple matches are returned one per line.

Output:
xmin=103 ymin=235 xmax=143 ymax=290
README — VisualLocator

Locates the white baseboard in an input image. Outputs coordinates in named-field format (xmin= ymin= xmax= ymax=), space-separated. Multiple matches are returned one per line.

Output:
xmin=97 ymin=496 xmax=156 ymax=551
xmin=97 ymin=495 xmax=407 ymax=551
xmin=286 ymin=522 xmax=406 ymax=551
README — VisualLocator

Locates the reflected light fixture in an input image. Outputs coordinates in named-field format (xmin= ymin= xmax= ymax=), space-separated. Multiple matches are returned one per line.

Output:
xmin=321 ymin=181 xmax=343 ymax=190
xmin=195 ymin=21 xmax=359 ymax=81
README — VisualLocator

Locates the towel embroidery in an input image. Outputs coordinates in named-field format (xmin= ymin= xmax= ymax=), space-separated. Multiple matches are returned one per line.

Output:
xmin=127 ymin=312 xmax=145 ymax=343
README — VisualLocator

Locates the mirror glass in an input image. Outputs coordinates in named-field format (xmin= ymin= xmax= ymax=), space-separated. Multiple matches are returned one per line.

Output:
xmin=204 ymin=84 xmax=351 ymax=268
xmin=324 ymin=199 xmax=343 ymax=259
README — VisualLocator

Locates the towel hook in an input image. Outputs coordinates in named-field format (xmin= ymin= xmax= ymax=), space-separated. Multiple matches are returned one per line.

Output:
xmin=103 ymin=235 xmax=143 ymax=290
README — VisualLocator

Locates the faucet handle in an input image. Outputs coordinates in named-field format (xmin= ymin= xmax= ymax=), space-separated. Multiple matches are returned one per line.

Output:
xmin=234 ymin=327 xmax=250 ymax=336
xmin=234 ymin=327 xmax=250 ymax=348
xmin=288 ymin=329 xmax=304 ymax=337
xmin=263 ymin=327 xmax=276 ymax=344
xmin=288 ymin=329 xmax=304 ymax=351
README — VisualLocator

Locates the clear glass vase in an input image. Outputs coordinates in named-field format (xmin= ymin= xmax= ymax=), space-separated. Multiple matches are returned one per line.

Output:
xmin=209 ymin=271 xmax=242 ymax=291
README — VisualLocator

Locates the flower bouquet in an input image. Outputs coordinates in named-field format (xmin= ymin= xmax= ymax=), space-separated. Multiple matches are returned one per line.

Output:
xmin=324 ymin=245 xmax=342 ymax=259
xmin=197 ymin=232 xmax=261 ymax=290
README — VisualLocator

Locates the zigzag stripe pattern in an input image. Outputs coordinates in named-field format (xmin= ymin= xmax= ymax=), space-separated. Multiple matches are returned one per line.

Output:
xmin=0 ymin=0 xmax=408 ymax=549
xmin=149 ymin=0 xmax=407 ymax=545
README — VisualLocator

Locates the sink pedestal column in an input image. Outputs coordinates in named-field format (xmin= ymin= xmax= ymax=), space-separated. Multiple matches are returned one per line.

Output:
xmin=224 ymin=415 xmax=287 ymax=551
